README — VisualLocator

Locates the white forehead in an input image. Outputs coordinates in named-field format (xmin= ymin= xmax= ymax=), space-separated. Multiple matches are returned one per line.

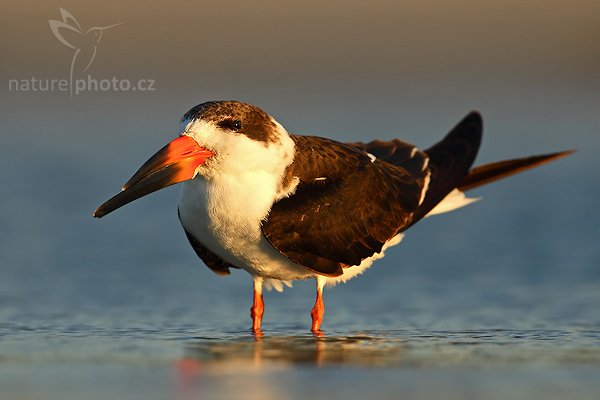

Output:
xmin=180 ymin=117 xmax=204 ymax=134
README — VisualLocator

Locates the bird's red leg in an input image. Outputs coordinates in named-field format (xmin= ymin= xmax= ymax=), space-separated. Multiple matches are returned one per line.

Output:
xmin=311 ymin=282 xmax=325 ymax=333
xmin=250 ymin=278 xmax=264 ymax=335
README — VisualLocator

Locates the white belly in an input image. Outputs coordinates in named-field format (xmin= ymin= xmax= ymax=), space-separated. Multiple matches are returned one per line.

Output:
xmin=178 ymin=176 xmax=315 ymax=285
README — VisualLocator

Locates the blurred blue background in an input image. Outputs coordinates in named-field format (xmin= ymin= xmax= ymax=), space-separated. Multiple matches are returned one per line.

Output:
xmin=1 ymin=1 xmax=599 ymax=399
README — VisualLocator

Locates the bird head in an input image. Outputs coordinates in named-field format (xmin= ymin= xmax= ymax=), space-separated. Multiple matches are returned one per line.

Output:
xmin=93 ymin=101 xmax=294 ymax=218
xmin=86 ymin=22 xmax=124 ymax=44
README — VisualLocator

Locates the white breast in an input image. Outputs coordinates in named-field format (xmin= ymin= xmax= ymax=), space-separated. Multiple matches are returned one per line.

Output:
xmin=178 ymin=171 xmax=315 ymax=285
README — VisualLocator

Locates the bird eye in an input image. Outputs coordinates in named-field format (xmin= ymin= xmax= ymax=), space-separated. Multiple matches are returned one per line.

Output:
xmin=218 ymin=119 xmax=243 ymax=131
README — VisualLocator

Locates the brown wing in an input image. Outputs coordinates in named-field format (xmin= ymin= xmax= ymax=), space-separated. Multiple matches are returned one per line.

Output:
xmin=348 ymin=138 xmax=430 ymax=177
xmin=261 ymin=136 xmax=425 ymax=277
xmin=178 ymin=210 xmax=239 ymax=276
xmin=412 ymin=112 xmax=482 ymax=224
xmin=349 ymin=112 xmax=483 ymax=229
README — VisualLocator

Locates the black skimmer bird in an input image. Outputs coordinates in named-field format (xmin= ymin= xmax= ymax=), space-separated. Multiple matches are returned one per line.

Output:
xmin=94 ymin=101 xmax=572 ymax=334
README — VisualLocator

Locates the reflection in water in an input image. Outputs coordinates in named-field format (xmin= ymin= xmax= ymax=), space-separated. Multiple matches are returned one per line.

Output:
xmin=170 ymin=329 xmax=600 ymax=399
xmin=172 ymin=334 xmax=404 ymax=400
xmin=182 ymin=334 xmax=405 ymax=368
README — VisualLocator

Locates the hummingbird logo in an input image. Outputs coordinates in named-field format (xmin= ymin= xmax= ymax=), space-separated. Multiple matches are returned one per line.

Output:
xmin=49 ymin=8 xmax=124 ymax=96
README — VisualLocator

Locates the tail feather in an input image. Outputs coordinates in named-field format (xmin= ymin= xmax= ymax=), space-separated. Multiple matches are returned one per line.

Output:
xmin=407 ymin=111 xmax=483 ymax=227
xmin=459 ymin=150 xmax=575 ymax=192
xmin=349 ymin=111 xmax=574 ymax=228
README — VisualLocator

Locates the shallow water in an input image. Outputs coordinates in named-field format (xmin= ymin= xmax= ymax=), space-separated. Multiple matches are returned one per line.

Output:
xmin=1 ymin=324 xmax=599 ymax=400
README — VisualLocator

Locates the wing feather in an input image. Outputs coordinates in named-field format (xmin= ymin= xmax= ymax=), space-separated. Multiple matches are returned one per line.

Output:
xmin=261 ymin=136 xmax=424 ymax=276
xmin=349 ymin=112 xmax=483 ymax=229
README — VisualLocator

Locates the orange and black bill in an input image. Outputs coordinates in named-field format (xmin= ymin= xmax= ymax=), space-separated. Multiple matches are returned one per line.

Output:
xmin=93 ymin=135 xmax=213 ymax=218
